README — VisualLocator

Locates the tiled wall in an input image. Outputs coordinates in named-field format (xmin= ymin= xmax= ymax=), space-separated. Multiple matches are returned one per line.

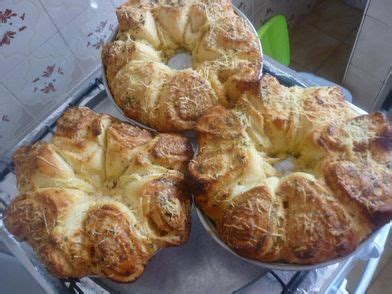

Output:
xmin=0 ymin=0 xmax=320 ymax=157
xmin=0 ymin=0 xmax=119 ymax=157
xmin=343 ymin=0 xmax=392 ymax=111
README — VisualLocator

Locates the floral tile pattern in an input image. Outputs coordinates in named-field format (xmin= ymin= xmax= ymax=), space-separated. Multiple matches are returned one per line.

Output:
xmin=31 ymin=64 xmax=65 ymax=94
xmin=59 ymin=0 xmax=117 ymax=75
xmin=0 ymin=82 xmax=35 ymax=157
xmin=0 ymin=0 xmax=57 ymax=75
xmin=86 ymin=19 xmax=115 ymax=49
xmin=0 ymin=0 xmax=326 ymax=159
xmin=0 ymin=9 xmax=27 ymax=46
xmin=1 ymin=33 xmax=84 ymax=123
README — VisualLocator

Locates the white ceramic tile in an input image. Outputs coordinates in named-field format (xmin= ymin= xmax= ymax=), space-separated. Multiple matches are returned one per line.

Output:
xmin=351 ymin=16 xmax=392 ymax=82
xmin=0 ymin=83 xmax=35 ymax=157
xmin=1 ymin=33 xmax=85 ymax=123
xmin=59 ymin=0 xmax=117 ymax=75
xmin=39 ymin=0 xmax=92 ymax=30
xmin=0 ymin=0 xmax=57 ymax=75
xmin=368 ymin=0 xmax=392 ymax=26
xmin=343 ymin=63 xmax=383 ymax=111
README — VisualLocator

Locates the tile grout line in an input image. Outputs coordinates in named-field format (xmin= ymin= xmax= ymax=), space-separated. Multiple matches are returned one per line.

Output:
xmin=37 ymin=0 xmax=83 ymax=74
xmin=38 ymin=0 xmax=84 ymax=33
xmin=38 ymin=0 xmax=61 ymax=31
xmin=313 ymin=38 xmax=353 ymax=76
xmin=312 ymin=25 xmax=360 ymax=44
xmin=294 ymin=0 xmax=364 ymax=44
xmin=313 ymin=42 xmax=342 ymax=73
xmin=0 ymin=0 xmax=63 ymax=123
xmin=0 ymin=0 xmax=59 ymax=84
xmin=290 ymin=6 xmax=361 ymax=78
xmin=19 ymin=0 xmax=88 ymax=123
xmin=290 ymin=23 xmax=342 ymax=72
xmin=0 ymin=81 xmax=36 ymax=123
xmin=366 ymin=10 xmax=392 ymax=28
xmin=56 ymin=16 xmax=96 ymax=77
xmin=39 ymin=0 xmax=116 ymax=77
xmin=343 ymin=7 xmax=368 ymax=84
xmin=0 ymin=31 xmax=73 ymax=127
xmin=0 ymin=82 xmax=41 ymax=156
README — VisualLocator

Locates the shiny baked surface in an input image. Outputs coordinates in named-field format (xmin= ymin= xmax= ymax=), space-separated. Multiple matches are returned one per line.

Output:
xmin=4 ymin=107 xmax=193 ymax=282
xmin=190 ymin=74 xmax=392 ymax=264
xmin=102 ymin=0 xmax=261 ymax=132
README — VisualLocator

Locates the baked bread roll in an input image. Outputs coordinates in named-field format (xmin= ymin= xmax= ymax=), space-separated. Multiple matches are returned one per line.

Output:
xmin=190 ymin=75 xmax=392 ymax=264
xmin=4 ymin=107 xmax=193 ymax=282
xmin=103 ymin=0 xmax=262 ymax=132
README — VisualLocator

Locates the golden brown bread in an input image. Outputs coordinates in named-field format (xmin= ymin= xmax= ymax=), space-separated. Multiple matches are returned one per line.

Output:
xmin=190 ymin=74 xmax=392 ymax=265
xmin=5 ymin=107 xmax=193 ymax=282
xmin=103 ymin=0 xmax=262 ymax=132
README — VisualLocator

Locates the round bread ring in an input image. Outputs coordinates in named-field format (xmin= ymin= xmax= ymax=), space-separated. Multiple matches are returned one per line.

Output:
xmin=190 ymin=74 xmax=392 ymax=268
xmin=102 ymin=0 xmax=262 ymax=132
xmin=4 ymin=107 xmax=193 ymax=282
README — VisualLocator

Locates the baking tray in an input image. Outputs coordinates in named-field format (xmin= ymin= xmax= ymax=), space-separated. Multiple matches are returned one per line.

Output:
xmin=0 ymin=3 xmax=385 ymax=293
xmin=0 ymin=61 xmax=378 ymax=294
xmin=100 ymin=2 xmax=376 ymax=273
xmin=193 ymin=71 xmax=376 ymax=271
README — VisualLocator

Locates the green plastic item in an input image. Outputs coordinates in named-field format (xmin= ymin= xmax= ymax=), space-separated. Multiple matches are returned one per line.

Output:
xmin=258 ymin=15 xmax=291 ymax=66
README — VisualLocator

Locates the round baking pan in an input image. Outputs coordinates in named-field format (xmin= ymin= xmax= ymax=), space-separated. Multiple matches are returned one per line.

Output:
xmin=101 ymin=6 xmax=263 ymax=132
xmin=101 ymin=4 xmax=380 ymax=271
xmin=195 ymin=98 xmax=382 ymax=271
xmin=196 ymin=207 xmax=383 ymax=271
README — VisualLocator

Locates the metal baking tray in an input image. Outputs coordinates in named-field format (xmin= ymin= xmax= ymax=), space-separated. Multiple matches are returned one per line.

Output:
xmin=100 ymin=2 xmax=375 ymax=273
xmin=101 ymin=6 xmax=263 ymax=132
xmin=196 ymin=57 xmax=372 ymax=272
xmin=0 ymin=3 xmax=385 ymax=293
xmin=0 ymin=61 xmax=380 ymax=294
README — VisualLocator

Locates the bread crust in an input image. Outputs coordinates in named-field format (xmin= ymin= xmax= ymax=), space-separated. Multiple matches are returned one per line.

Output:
xmin=103 ymin=0 xmax=262 ymax=131
xmin=5 ymin=107 xmax=193 ymax=282
xmin=190 ymin=75 xmax=392 ymax=264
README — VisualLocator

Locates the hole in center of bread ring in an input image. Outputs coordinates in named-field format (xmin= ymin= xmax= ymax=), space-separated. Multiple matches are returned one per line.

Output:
xmin=167 ymin=51 xmax=192 ymax=70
